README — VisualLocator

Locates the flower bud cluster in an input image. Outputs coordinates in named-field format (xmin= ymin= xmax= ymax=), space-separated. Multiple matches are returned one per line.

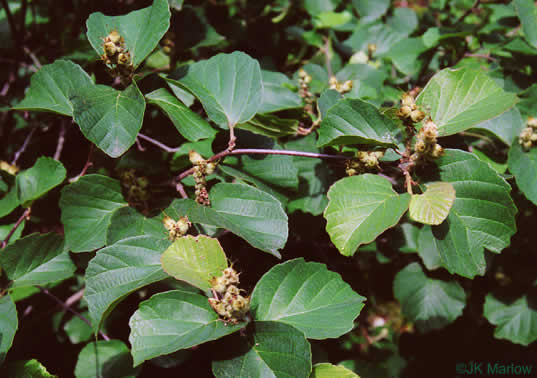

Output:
xmin=518 ymin=117 xmax=537 ymax=151
xmin=209 ymin=267 xmax=250 ymax=324
xmin=396 ymin=92 xmax=426 ymax=123
xmin=120 ymin=168 xmax=149 ymax=204
xmin=0 ymin=161 xmax=19 ymax=175
xmin=101 ymin=30 xmax=134 ymax=80
xmin=162 ymin=214 xmax=191 ymax=241
xmin=345 ymin=150 xmax=384 ymax=176
xmin=298 ymin=68 xmax=315 ymax=115
xmin=189 ymin=151 xmax=215 ymax=207
xmin=160 ymin=32 xmax=175 ymax=55
xmin=329 ymin=76 xmax=353 ymax=94
xmin=410 ymin=119 xmax=443 ymax=162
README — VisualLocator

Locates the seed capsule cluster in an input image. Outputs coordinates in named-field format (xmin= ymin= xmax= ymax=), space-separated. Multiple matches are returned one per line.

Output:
xmin=160 ymin=32 xmax=175 ymax=55
xmin=208 ymin=267 xmax=250 ymax=324
xmin=410 ymin=119 xmax=443 ymax=162
xmin=396 ymin=92 xmax=426 ymax=124
xmin=189 ymin=151 xmax=216 ymax=207
xmin=518 ymin=117 xmax=537 ymax=151
xmin=120 ymin=169 xmax=149 ymax=204
xmin=162 ymin=215 xmax=191 ymax=241
xmin=345 ymin=150 xmax=384 ymax=176
xmin=298 ymin=68 xmax=315 ymax=115
xmin=101 ymin=30 xmax=134 ymax=80
xmin=0 ymin=161 xmax=19 ymax=175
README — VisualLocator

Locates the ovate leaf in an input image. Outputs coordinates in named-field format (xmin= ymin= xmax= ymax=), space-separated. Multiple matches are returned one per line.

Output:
xmin=353 ymin=0 xmax=389 ymax=22
xmin=508 ymin=143 xmax=537 ymax=205
xmin=161 ymin=235 xmax=228 ymax=291
xmin=259 ymin=70 xmax=302 ymax=114
xmin=71 ymin=83 xmax=146 ymax=158
xmin=106 ymin=207 xmax=164 ymax=245
xmin=86 ymin=0 xmax=171 ymax=67
xmin=312 ymin=363 xmax=359 ymax=378
xmin=250 ymin=258 xmax=365 ymax=339
xmin=166 ymin=51 xmax=263 ymax=127
xmin=75 ymin=340 xmax=139 ymax=378
xmin=0 ymin=233 xmax=74 ymax=288
xmin=394 ymin=263 xmax=466 ymax=332
xmin=4 ymin=359 xmax=55 ymax=378
xmin=514 ymin=0 xmax=537 ymax=48
xmin=409 ymin=182 xmax=455 ymax=225
xmin=470 ymin=107 xmax=524 ymax=146
xmin=423 ymin=150 xmax=517 ymax=278
xmin=416 ymin=68 xmax=519 ymax=136
xmin=484 ymin=293 xmax=537 ymax=346
xmin=236 ymin=114 xmax=298 ymax=139
xmin=84 ymin=236 xmax=171 ymax=331
xmin=15 ymin=157 xmax=66 ymax=205
xmin=324 ymin=174 xmax=410 ymax=256
xmin=212 ymin=321 xmax=311 ymax=378
xmin=416 ymin=226 xmax=442 ymax=270
xmin=318 ymin=98 xmax=401 ymax=148
xmin=129 ymin=289 xmax=246 ymax=366
xmin=13 ymin=60 xmax=93 ymax=116
xmin=0 ymin=295 xmax=18 ymax=365
xmin=145 ymin=88 xmax=216 ymax=142
xmin=60 ymin=174 xmax=127 ymax=253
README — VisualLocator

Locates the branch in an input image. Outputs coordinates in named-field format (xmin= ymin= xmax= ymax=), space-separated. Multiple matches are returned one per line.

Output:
xmin=321 ymin=36 xmax=333 ymax=78
xmin=54 ymin=122 xmax=67 ymax=160
xmin=0 ymin=0 xmax=19 ymax=45
xmin=69 ymin=144 xmax=94 ymax=183
xmin=455 ymin=0 xmax=480 ymax=24
xmin=11 ymin=127 xmax=36 ymax=165
xmin=137 ymin=133 xmax=180 ymax=153
xmin=0 ymin=208 xmax=31 ymax=248
xmin=37 ymin=286 xmax=110 ymax=341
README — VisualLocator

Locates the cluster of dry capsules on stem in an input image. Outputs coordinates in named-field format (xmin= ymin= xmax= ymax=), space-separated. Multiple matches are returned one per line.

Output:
xmin=101 ymin=30 xmax=134 ymax=82
xmin=120 ymin=169 xmax=149 ymax=205
xmin=410 ymin=119 xmax=443 ymax=162
xmin=329 ymin=75 xmax=353 ymax=94
xmin=518 ymin=117 xmax=537 ymax=151
xmin=189 ymin=151 xmax=216 ymax=206
xmin=209 ymin=266 xmax=250 ymax=324
xmin=162 ymin=214 xmax=191 ymax=241
xmin=346 ymin=150 xmax=384 ymax=176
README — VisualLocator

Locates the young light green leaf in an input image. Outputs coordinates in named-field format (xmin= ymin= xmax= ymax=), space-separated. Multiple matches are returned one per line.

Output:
xmin=4 ymin=359 xmax=55 ymax=378
xmin=12 ymin=60 xmax=93 ymax=116
xmin=60 ymin=174 xmax=127 ymax=252
xmin=71 ymin=83 xmax=146 ymax=158
xmin=75 ymin=340 xmax=139 ymax=378
xmin=166 ymin=51 xmax=263 ymax=127
xmin=259 ymin=70 xmax=302 ymax=114
xmin=394 ymin=263 xmax=466 ymax=332
xmin=129 ymin=289 xmax=246 ymax=366
xmin=409 ymin=182 xmax=455 ymax=225
xmin=106 ymin=207 xmax=165 ymax=245
xmin=484 ymin=293 xmax=537 ymax=346
xmin=313 ymin=11 xmax=353 ymax=29
xmin=15 ymin=157 xmax=66 ymax=205
xmin=210 ymin=183 xmax=288 ymax=257
xmin=212 ymin=321 xmax=312 ymax=378
xmin=514 ymin=0 xmax=537 ymax=48
xmin=161 ymin=235 xmax=228 ymax=291
xmin=0 ymin=295 xmax=18 ymax=366
xmin=353 ymin=0 xmax=389 ymax=22
xmin=86 ymin=0 xmax=171 ymax=67
xmin=312 ymin=363 xmax=359 ymax=378
xmin=416 ymin=68 xmax=519 ymax=136
xmin=145 ymin=88 xmax=216 ymax=142
xmin=423 ymin=150 xmax=517 ymax=278
xmin=250 ymin=258 xmax=365 ymax=339
xmin=508 ymin=143 xmax=537 ymax=205
xmin=325 ymin=174 xmax=410 ymax=256
xmin=318 ymin=98 xmax=401 ymax=148
xmin=0 ymin=233 xmax=74 ymax=288
xmin=84 ymin=236 xmax=171 ymax=331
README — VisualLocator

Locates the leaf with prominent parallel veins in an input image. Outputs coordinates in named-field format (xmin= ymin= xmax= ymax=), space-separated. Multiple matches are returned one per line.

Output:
xmin=0 ymin=295 xmax=18 ymax=365
xmin=15 ymin=157 xmax=66 ymax=206
xmin=409 ymin=182 xmax=455 ymax=225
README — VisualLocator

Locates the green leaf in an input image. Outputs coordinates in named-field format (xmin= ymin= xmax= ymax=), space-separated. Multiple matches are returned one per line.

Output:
xmin=416 ymin=226 xmax=442 ymax=270
xmin=385 ymin=38 xmax=427 ymax=75
xmin=129 ymin=289 xmax=246 ymax=366
xmin=344 ymin=22 xmax=402 ymax=57
xmin=423 ymin=150 xmax=517 ymax=278
xmin=106 ymin=207 xmax=164 ymax=245
xmin=259 ymin=70 xmax=302 ymax=114
xmin=84 ymin=236 xmax=171 ymax=332
xmin=86 ymin=0 xmax=171 ymax=67
xmin=210 ymin=183 xmax=288 ymax=257
xmin=251 ymin=258 xmax=365 ymax=339
xmin=64 ymin=312 xmax=93 ymax=344
xmin=212 ymin=321 xmax=311 ymax=378
xmin=312 ymin=363 xmax=359 ymax=378
xmin=237 ymin=113 xmax=299 ymax=139
xmin=145 ymin=88 xmax=216 ymax=142
xmin=75 ymin=340 xmax=139 ymax=378
xmin=409 ymin=182 xmax=456 ymax=226
xmin=313 ymin=11 xmax=352 ymax=29
xmin=387 ymin=8 xmax=418 ymax=36
xmin=353 ymin=0 xmax=389 ymax=22
xmin=0 ymin=233 xmax=75 ymax=288
xmin=0 ymin=220 xmax=25 ymax=246
xmin=71 ymin=83 xmax=146 ymax=158
xmin=4 ymin=359 xmax=56 ymax=378
xmin=60 ymin=174 xmax=127 ymax=252
xmin=318 ymin=90 xmax=343 ymax=118
xmin=161 ymin=235 xmax=228 ymax=291
xmin=470 ymin=107 xmax=524 ymax=146
xmin=514 ymin=0 xmax=537 ymax=48
xmin=166 ymin=51 xmax=263 ymax=127
xmin=241 ymin=150 xmax=299 ymax=190
xmin=484 ymin=293 xmax=537 ymax=346
xmin=12 ymin=60 xmax=93 ymax=116
xmin=0 ymin=295 xmax=17 ymax=365
xmin=318 ymin=98 xmax=401 ymax=148
xmin=304 ymin=0 xmax=342 ymax=16
xmin=416 ymin=68 xmax=519 ymax=136
xmin=0 ymin=186 xmax=19 ymax=218
xmin=15 ymin=157 xmax=66 ymax=205
xmin=324 ymin=174 xmax=410 ymax=256
xmin=393 ymin=263 xmax=466 ymax=332
xmin=508 ymin=143 xmax=537 ymax=205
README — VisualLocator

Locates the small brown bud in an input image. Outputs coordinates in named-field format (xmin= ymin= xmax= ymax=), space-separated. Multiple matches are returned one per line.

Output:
xmin=117 ymin=51 xmax=131 ymax=66
xmin=410 ymin=109 xmax=426 ymax=123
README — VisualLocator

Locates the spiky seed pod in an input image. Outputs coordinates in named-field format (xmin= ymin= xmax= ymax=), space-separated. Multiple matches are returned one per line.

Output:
xmin=528 ymin=117 xmax=537 ymax=129
xmin=340 ymin=80 xmax=353 ymax=93
xmin=117 ymin=51 xmax=131 ymax=66
xmin=431 ymin=144 xmax=444 ymax=158
xmin=176 ymin=216 xmax=191 ymax=235
xmin=210 ymin=276 xmax=228 ymax=295
xmin=162 ymin=215 xmax=175 ymax=231
xmin=189 ymin=150 xmax=204 ymax=165
xmin=401 ymin=93 xmax=415 ymax=107
xmin=415 ymin=140 xmax=427 ymax=153
xmin=205 ymin=162 xmax=216 ymax=175
xmin=410 ymin=109 xmax=426 ymax=123
xmin=397 ymin=105 xmax=412 ymax=119
xmin=103 ymin=41 xmax=118 ymax=57
xmin=106 ymin=30 xmax=122 ymax=44
xmin=227 ymin=285 xmax=240 ymax=296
